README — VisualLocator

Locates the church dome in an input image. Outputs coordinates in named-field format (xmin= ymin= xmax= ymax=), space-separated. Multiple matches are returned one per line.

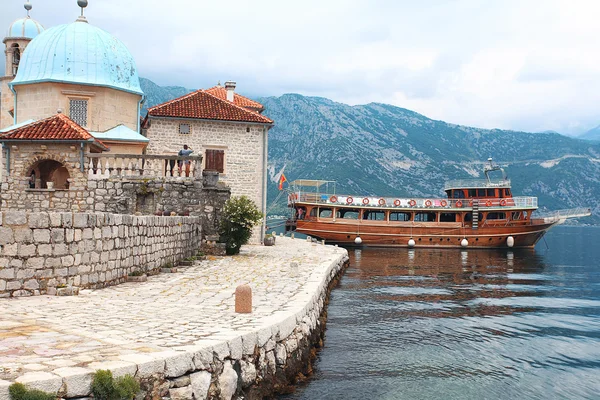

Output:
xmin=11 ymin=20 xmax=143 ymax=96
xmin=6 ymin=17 xmax=44 ymax=39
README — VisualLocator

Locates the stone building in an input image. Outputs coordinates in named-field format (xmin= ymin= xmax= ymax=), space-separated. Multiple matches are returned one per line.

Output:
xmin=144 ymin=82 xmax=273 ymax=239
xmin=0 ymin=1 xmax=148 ymax=154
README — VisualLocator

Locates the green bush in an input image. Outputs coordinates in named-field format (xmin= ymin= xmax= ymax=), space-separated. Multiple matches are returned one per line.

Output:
xmin=220 ymin=196 xmax=263 ymax=255
xmin=91 ymin=370 xmax=140 ymax=400
xmin=8 ymin=383 xmax=55 ymax=400
xmin=128 ymin=270 xmax=144 ymax=277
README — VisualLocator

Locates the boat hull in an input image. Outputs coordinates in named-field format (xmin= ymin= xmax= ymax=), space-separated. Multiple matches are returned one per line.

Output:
xmin=292 ymin=219 xmax=556 ymax=248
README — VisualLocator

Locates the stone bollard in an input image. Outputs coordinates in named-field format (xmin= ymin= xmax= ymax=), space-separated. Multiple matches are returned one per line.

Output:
xmin=306 ymin=236 xmax=311 ymax=242
xmin=290 ymin=262 xmax=299 ymax=276
xmin=291 ymin=233 xmax=295 ymax=239
xmin=321 ymin=240 xmax=325 ymax=245
xmin=235 ymin=284 xmax=252 ymax=313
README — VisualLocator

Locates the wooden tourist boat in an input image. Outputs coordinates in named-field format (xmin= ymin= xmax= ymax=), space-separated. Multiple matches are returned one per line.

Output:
xmin=285 ymin=159 xmax=591 ymax=248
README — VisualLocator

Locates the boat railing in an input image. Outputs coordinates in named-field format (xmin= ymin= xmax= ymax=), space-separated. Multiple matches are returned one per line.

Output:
xmin=444 ymin=178 xmax=511 ymax=190
xmin=536 ymin=207 xmax=592 ymax=224
xmin=288 ymin=192 xmax=538 ymax=209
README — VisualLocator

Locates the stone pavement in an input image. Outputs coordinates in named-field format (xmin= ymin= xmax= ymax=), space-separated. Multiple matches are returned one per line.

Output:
xmin=0 ymin=237 xmax=348 ymax=397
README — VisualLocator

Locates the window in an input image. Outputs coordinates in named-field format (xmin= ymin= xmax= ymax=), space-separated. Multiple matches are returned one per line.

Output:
xmin=363 ymin=210 xmax=385 ymax=220
xmin=205 ymin=149 xmax=224 ymax=173
xmin=319 ymin=208 xmax=333 ymax=218
xmin=486 ymin=189 xmax=495 ymax=197
xmin=453 ymin=190 xmax=465 ymax=199
xmin=69 ymin=99 xmax=88 ymax=127
xmin=468 ymin=189 xmax=476 ymax=197
xmin=336 ymin=208 xmax=359 ymax=219
xmin=415 ymin=212 xmax=436 ymax=222
xmin=440 ymin=213 xmax=457 ymax=222
xmin=179 ymin=124 xmax=191 ymax=134
xmin=390 ymin=212 xmax=411 ymax=221
xmin=477 ymin=189 xmax=486 ymax=197
xmin=12 ymin=45 xmax=20 ymax=76
xmin=486 ymin=212 xmax=506 ymax=220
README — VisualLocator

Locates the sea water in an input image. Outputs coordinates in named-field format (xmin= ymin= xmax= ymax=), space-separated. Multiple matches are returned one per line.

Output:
xmin=281 ymin=226 xmax=600 ymax=399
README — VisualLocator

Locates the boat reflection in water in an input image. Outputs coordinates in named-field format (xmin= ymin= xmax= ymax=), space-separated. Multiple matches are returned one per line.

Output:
xmin=281 ymin=228 xmax=600 ymax=400
xmin=347 ymin=247 xmax=548 ymax=319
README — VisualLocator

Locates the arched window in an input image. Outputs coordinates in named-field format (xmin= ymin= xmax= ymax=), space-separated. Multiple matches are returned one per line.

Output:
xmin=11 ymin=44 xmax=20 ymax=76
xmin=27 ymin=159 xmax=70 ymax=189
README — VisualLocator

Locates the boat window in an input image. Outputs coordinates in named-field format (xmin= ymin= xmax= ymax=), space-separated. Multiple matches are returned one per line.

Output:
xmin=440 ymin=213 xmax=456 ymax=222
xmin=486 ymin=212 xmax=506 ymax=220
xmin=464 ymin=212 xmax=473 ymax=222
xmin=505 ymin=189 xmax=512 ymax=197
xmin=468 ymin=189 xmax=477 ymax=197
xmin=309 ymin=208 xmax=317 ymax=217
xmin=319 ymin=208 xmax=333 ymax=218
xmin=511 ymin=211 xmax=522 ymax=220
xmin=477 ymin=189 xmax=486 ymax=197
xmin=363 ymin=210 xmax=385 ymax=220
xmin=487 ymin=189 xmax=495 ymax=197
xmin=337 ymin=208 xmax=360 ymax=219
xmin=390 ymin=212 xmax=411 ymax=221
xmin=414 ymin=212 xmax=436 ymax=222
xmin=453 ymin=190 xmax=465 ymax=199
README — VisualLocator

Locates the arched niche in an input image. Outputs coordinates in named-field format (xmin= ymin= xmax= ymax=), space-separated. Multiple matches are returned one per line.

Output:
xmin=27 ymin=159 xmax=70 ymax=189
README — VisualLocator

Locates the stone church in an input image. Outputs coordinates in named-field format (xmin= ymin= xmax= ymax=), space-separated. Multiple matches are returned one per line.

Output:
xmin=0 ymin=1 xmax=272 ymax=239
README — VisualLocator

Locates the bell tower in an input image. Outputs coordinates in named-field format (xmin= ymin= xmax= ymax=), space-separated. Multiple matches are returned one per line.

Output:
xmin=1 ymin=1 xmax=44 ymax=129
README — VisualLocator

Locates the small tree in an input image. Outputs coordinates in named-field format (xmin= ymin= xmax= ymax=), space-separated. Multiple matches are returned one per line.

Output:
xmin=220 ymin=196 xmax=263 ymax=255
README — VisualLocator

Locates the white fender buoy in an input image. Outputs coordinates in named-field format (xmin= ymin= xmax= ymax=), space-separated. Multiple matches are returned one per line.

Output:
xmin=506 ymin=236 xmax=514 ymax=248
xmin=461 ymin=238 xmax=469 ymax=248
xmin=354 ymin=236 xmax=363 ymax=245
xmin=408 ymin=238 xmax=416 ymax=248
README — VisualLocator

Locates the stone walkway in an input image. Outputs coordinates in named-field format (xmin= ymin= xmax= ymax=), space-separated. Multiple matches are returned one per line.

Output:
xmin=0 ymin=237 xmax=347 ymax=397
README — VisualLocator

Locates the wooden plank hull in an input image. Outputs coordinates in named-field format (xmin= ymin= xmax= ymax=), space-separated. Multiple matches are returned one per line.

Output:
xmin=293 ymin=219 xmax=556 ymax=248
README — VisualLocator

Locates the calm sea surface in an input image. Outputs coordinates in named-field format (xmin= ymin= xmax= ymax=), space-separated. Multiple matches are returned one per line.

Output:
xmin=281 ymin=226 xmax=600 ymax=400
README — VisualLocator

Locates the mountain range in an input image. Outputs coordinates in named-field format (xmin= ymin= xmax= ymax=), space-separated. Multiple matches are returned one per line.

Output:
xmin=139 ymin=79 xmax=600 ymax=224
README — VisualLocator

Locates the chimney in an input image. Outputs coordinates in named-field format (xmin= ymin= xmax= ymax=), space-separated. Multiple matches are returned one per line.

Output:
xmin=224 ymin=80 xmax=236 ymax=102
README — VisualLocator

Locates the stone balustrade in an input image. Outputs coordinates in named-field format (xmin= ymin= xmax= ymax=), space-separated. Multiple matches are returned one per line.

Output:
xmin=85 ymin=153 xmax=204 ymax=180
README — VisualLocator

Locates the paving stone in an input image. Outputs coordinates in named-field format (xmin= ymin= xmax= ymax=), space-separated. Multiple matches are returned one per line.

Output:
xmin=0 ymin=238 xmax=348 ymax=395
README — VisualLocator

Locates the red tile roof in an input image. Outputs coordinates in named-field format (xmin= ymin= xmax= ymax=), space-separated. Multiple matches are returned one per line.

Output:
xmin=0 ymin=114 xmax=108 ymax=150
xmin=147 ymin=90 xmax=273 ymax=124
xmin=205 ymin=86 xmax=265 ymax=111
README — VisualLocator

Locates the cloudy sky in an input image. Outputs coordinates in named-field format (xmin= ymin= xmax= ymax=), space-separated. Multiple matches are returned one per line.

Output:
xmin=2 ymin=0 xmax=600 ymax=135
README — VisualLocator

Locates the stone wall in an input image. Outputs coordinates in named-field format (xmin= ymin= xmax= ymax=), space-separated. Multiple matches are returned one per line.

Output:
xmin=144 ymin=117 xmax=268 ymax=242
xmin=0 ymin=143 xmax=91 ymax=211
xmin=0 ymin=211 xmax=201 ymax=297
xmin=0 ymin=145 xmax=230 ymax=238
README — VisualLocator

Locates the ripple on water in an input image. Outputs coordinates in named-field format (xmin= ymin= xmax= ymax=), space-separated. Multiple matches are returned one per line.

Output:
xmin=281 ymin=227 xmax=600 ymax=400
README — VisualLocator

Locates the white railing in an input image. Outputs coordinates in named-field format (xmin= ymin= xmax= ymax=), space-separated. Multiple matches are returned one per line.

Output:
xmin=85 ymin=154 xmax=203 ymax=180
xmin=444 ymin=178 xmax=511 ymax=190
xmin=288 ymin=192 xmax=538 ymax=209
xmin=537 ymin=207 xmax=592 ymax=224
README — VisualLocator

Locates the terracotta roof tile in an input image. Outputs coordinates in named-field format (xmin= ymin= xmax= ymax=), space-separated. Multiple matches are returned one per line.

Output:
xmin=147 ymin=90 xmax=273 ymax=124
xmin=0 ymin=113 xmax=107 ymax=149
xmin=205 ymin=86 xmax=264 ymax=110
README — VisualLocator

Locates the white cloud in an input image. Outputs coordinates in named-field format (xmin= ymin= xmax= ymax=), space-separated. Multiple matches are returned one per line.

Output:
xmin=2 ymin=0 xmax=600 ymax=135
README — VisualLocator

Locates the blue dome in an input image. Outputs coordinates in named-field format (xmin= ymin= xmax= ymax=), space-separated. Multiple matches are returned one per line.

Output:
xmin=11 ymin=21 xmax=143 ymax=96
xmin=6 ymin=17 xmax=44 ymax=39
